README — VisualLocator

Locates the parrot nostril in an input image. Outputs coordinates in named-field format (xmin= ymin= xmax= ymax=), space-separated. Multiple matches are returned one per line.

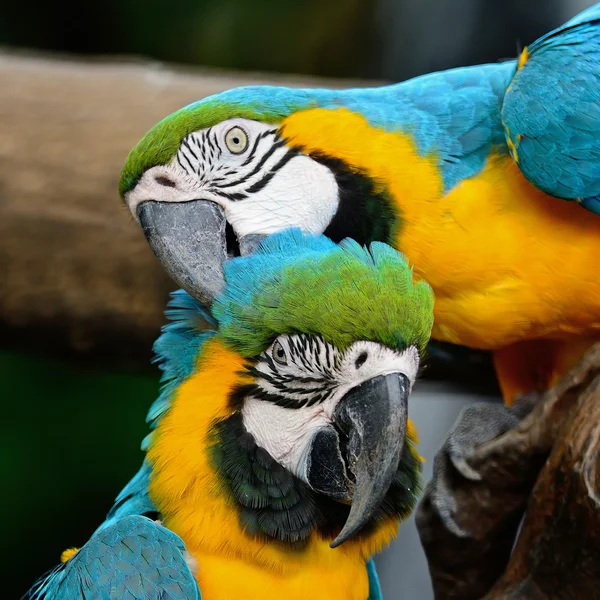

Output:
xmin=355 ymin=352 xmax=368 ymax=369
xmin=155 ymin=175 xmax=177 ymax=188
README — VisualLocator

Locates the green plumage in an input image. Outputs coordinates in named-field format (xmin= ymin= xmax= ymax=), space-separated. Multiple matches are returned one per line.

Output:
xmin=213 ymin=230 xmax=434 ymax=357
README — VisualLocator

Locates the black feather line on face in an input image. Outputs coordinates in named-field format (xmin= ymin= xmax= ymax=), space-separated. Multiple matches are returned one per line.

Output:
xmin=206 ymin=130 xmax=216 ymax=154
xmin=176 ymin=151 xmax=193 ymax=176
xmin=244 ymin=367 xmax=335 ymax=409
xmin=245 ymin=148 xmax=299 ymax=194
xmin=181 ymin=137 xmax=199 ymax=162
xmin=305 ymin=152 xmax=401 ymax=246
xmin=240 ymin=130 xmax=268 ymax=167
xmin=243 ymin=340 xmax=338 ymax=409
xmin=213 ymin=191 xmax=247 ymax=201
xmin=213 ymin=137 xmax=286 ymax=191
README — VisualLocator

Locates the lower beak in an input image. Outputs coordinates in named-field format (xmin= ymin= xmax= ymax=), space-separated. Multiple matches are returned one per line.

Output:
xmin=137 ymin=200 xmax=227 ymax=306
xmin=305 ymin=373 xmax=410 ymax=548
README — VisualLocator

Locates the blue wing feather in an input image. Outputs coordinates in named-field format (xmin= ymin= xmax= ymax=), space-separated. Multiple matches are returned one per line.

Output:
xmin=502 ymin=2 xmax=600 ymax=209
xmin=24 ymin=516 xmax=200 ymax=600
xmin=104 ymin=462 xmax=157 ymax=526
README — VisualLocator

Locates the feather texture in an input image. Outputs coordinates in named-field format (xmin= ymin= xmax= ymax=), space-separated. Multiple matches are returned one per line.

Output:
xmin=144 ymin=290 xmax=216 ymax=449
xmin=502 ymin=3 xmax=600 ymax=202
xmin=213 ymin=229 xmax=434 ymax=356
xmin=118 ymin=3 xmax=600 ymax=401
xmin=24 ymin=516 xmax=199 ymax=600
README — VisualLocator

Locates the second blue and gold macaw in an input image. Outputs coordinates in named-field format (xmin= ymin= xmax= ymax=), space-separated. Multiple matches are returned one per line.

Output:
xmin=121 ymin=4 xmax=600 ymax=403
xmin=26 ymin=231 xmax=434 ymax=600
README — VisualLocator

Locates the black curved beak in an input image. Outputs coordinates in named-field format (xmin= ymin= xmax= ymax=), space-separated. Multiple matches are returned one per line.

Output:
xmin=304 ymin=373 xmax=410 ymax=548
xmin=137 ymin=200 xmax=228 ymax=307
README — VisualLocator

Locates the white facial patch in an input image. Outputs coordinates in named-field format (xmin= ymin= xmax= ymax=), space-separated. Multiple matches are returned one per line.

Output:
xmin=241 ymin=336 xmax=419 ymax=482
xmin=242 ymin=399 xmax=331 ymax=480
xmin=125 ymin=118 xmax=339 ymax=236
xmin=224 ymin=154 xmax=338 ymax=237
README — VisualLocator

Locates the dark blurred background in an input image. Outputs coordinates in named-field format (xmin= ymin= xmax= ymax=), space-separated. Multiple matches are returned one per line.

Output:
xmin=0 ymin=0 xmax=595 ymax=597
xmin=1 ymin=0 xmax=592 ymax=80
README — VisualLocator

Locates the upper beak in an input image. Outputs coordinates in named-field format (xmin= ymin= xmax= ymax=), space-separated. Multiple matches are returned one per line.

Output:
xmin=305 ymin=373 xmax=410 ymax=548
xmin=137 ymin=200 xmax=229 ymax=307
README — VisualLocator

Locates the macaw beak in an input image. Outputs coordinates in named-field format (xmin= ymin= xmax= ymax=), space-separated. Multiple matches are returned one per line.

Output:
xmin=137 ymin=200 xmax=233 ymax=306
xmin=304 ymin=373 xmax=410 ymax=548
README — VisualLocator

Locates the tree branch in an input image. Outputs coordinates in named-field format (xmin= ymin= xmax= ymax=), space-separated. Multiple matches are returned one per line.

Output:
xmin=417 ymin=344 xmax=600 ymax=599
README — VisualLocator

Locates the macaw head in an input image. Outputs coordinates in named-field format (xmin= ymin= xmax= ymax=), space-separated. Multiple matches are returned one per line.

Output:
xmin=147 ymin=229 xmax=434 ymax=550
xmin=120 ymin=86 xmax=400 ymax=306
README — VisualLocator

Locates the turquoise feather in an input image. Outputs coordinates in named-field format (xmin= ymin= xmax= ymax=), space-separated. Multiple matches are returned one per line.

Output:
xmin=24 ymin=516 xmax=200 ymax=600
xmin=213 ymin=229 xmax=434 ymax=356
xmin=502 ymin=3 xmax=600 ymax=211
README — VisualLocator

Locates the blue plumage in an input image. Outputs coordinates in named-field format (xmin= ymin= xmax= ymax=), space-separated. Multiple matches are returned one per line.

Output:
xmin=104 ymin=462 xmax=156 ymax=526
xmin=120 ymin=4 xmax=600 ymax=216
xmin=24 ymin=292 xmax=212 ymax=600
xmin=366 ymin=560 xmax=383 ymax=600
xmin=180 ymin=4 xmax=600 ymax=212
xmin=582 ymin=194 xmax=600 ymax=215
xmin=30 ymin=3 xmax=600 ymax=594
xmin=25 ymin=516 xmax=200 ymax=600
xmin=144 ymin=290 xmax=216 ymax=446
xmin=214 ymin=228 xmax=337 ymax=332
xmin=502 ymin=4 xmax=600 ymax=207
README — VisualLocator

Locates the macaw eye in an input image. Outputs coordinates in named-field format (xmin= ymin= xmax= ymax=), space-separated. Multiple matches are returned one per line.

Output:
xmin=272 ymin=340 xmax=288 ymax=365
xmin=224 ymin=126 xmax=249 ymax=154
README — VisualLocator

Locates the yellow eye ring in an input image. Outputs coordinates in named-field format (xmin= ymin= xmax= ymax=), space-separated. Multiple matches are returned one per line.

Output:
xmin=224 ymin=126 xmax=249 ymax=154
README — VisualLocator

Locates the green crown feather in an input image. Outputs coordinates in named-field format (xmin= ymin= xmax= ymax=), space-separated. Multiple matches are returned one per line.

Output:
xmin=213 ymin=229 xmax=434 ymax=357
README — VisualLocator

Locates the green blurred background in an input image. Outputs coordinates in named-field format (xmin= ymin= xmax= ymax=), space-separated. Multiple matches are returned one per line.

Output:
xmin=1 ymin=0 xmax=594 ymax=597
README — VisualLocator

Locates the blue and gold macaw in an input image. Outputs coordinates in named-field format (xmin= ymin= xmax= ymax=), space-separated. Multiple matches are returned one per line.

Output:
xmin=26 ymin=230 xmax=434 ymax=600
xmin=121 ymin=4 xmax=600 ymax=405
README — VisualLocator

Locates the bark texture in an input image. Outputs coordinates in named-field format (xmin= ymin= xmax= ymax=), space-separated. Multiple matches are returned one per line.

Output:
xmin=418 ymin=344 xmax=600 ymax=599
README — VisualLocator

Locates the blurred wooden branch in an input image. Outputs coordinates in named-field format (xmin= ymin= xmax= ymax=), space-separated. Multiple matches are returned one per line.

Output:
xmin=417 ymin=343 xmax=600 ymax=599
xmin=0 ymin=50 xmax=372 ymax=360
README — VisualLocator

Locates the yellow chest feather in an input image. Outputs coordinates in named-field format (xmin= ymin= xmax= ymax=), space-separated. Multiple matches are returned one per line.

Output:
xmin=146 ymin=339 xmax=396 ymax=600
xmin=190 ymin=547 xmax=369 ymax=600
xmin=281 ymin=108 xmax=600 ymax=350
